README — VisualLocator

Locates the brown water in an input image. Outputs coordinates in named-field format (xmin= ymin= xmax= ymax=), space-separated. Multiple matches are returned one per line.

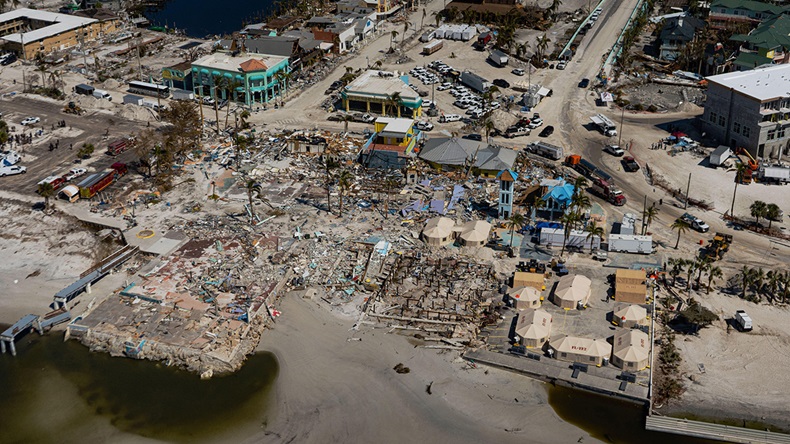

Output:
xmin=0 ymin=331 xmax=278 ymax=443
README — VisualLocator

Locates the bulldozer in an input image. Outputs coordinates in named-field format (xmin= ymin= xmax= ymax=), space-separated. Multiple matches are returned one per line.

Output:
xmin=702 ymin=232 xmax=733 ymax=261
xmin=63 ymin=101 xmax=84 ymax=116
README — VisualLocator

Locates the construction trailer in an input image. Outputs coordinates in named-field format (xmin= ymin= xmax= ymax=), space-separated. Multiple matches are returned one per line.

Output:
xmin=709 ymin=146 xmax=732 ymax=166
xmin=488 ymin=49 xmax=509 ymax=67
xmin=422 ymin=40 xmax=443 ymax=55
xmin=529 ymin=141 xmax=564 ymax=160
xmin=758 ymin=165 xmax=790 ymax=184
xmin=607 ymin=234 xmax=653 ymax=254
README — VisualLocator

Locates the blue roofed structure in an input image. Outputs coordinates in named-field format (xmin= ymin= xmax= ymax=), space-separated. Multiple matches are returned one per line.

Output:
xmin=540 ymin=178 xmax=576 ymax=219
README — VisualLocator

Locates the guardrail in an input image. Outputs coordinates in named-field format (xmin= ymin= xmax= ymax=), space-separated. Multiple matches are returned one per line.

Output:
xmin=646 ymin=415 xmax=790 ymax=444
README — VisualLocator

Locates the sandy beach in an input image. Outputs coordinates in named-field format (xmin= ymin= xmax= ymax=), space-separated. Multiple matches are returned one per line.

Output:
xmin=251 ymin=292 xmax=594 ymax=444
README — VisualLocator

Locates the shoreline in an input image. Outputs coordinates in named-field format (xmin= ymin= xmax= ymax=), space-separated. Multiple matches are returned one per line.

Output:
xmin=657 ymin=401 xmax=790 ymax=435
xmin=250 ymin=292 xmax=595 ymax=444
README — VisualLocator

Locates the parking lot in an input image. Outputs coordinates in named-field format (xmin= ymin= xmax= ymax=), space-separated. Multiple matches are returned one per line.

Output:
xmin=0 ymin=95 xmax=145 ymax=194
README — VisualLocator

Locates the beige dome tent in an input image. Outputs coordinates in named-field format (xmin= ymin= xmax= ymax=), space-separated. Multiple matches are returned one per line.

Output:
xmin=612 ymin=329 xmax=650 ymax=371
xmin=508 ymin=286 xmax=542 ymax=310
xmin=612 ymin=303 xmax=648 ymax=328
xmin=459 ymin=220 xmax=491 ymax=247
xmin=421 ymin=217 xmax=456 ymax=247
xmin=551 ymin=274 xmax=592 ymax=309
xmin=549 ymin=335 xmax=612 ymax=366
xmin=515 ymin=308 xmax=552 ymax=348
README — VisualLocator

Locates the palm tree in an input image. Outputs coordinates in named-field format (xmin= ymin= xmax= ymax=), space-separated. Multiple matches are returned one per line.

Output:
xmin=337 ymin=170 xmax=354 ymax=217
xmin=706 ymin=265 xmax=723 ymax=294
xmin=390 ymin=30 xmax=399 ymax=51
xmin=584 ymin=219 xmax=604 ymax=254
xmin=766 ymin=270 xmax=781 ymax=303
xmin=668 ymin=258 xmax=685 ymax=287
xmin=684 ymin=260 xmax=697 ymax=292
xmin=210 ymin=74 xmax=225 ymax=134
xmin=572 ymin=176 xmax=588 ymax=197
xmin=536 ymin=34 xmax=550 ymax=61
xmin=782 ymin=271 xmax=790 ymax=303
xmin=224 ymin=78 xmax=244 ymax=130
xmin=549 ymin=0 xmax=563 ymax=21
xmin=483 ymin=119 xmax=495 ymax=142
xmin=387 ymin=92 xmax=403 ymax=117
xmin=421 ymin=8 xmax=427 ymax=29
xmin=571 ymin=192 xmax=591 ymax=222
xmin=729 ymin=162 xmax=748 ymax=218
xmin=38 ymin=182 xmax=55 ymax=212
xmin=737 ymin=266 xmax=754 ymax=300
xmin=245 ymin=179 xmax=262 ymax=221
xmin=643 ymin=204 xmax=660 ymax=235
xmin=750 ymin=200 xmax=767 ymax=227
xmin=670 ymin=219 xmax=690 ymax=249
xmin=695 ymin=257 xmax=711 ymax=289
xmin=765 ymin=203 xmax=781 ymax=229
xmin=751 ymin=267 xmax=765 ymax=300
xmin=36 ymin=64 xmax=49 ymax=89
xmin=507 ymin=213 xmax=526 ymax=248
xmin=238 ymin=109 xmax=251 ymax=130
xmin=374 ymin=60 xmax=383 ymax=69
xmin=559 ymin=212 xmax=578 ymax=257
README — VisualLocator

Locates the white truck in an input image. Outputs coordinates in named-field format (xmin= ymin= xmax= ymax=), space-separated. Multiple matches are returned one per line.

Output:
xmin=735 ymin=310 xmax=753 ymax=332
xmin=680 ymin=213 xmax=710 ymax=233
xmin=460 ymin=71 xmax=492 ymax=93
xmin=759 ymin=165 xmax=790 ymax=184
xmin=123 ymin=94 xmax=144 ymax=105
xmin=590 ymin=114 xmax=617 ymax=137
xmin=92 ymin=89 xmax=112 ymax=100
xmin=607 ymin=234 xmax=653 ymax=254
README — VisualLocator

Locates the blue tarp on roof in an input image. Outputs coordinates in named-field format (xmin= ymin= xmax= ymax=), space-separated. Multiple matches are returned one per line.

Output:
xmin=541 ymin=182 xmax=575 ymax=206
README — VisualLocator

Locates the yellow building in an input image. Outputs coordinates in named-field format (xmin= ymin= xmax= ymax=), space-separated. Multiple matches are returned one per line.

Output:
xmin=0 ymin=8 xmax=117 ymax=59
xmin=341 ymin=70 xmax=422 ymax=118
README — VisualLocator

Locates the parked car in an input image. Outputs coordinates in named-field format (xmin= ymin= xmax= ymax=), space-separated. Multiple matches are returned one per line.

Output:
xmin=462 ymin=133 xmax=483 ymax=141
xmin=579 ymin=78 xmax=590 ymax=88
xmin=538 ymin=125 xmax=554 ymax=137
xmin=0 ymin=165 xmax=26 ymax=176
xmin=528 ymin=120 xmax=544 ymax=129
xmin=415 ymin=121 xmax=434 ymax=131
xmin=604 ymin=144 xmax=625 ymax=156
xmin=591 ymin=248 xmax=608 ymax=261
xmin=556 ymin=61 xmax=567 ymax=70
xmin=505 ymin=126 xmax=530 ymax=138
xmin=512 ymin=68 xmax=525 ymax=76
xmin=437 ymin=83 xmax=453 ymax=91
xmin=493 ymin=78 xmax=510 ymax=88
xmin=21 ymin=116 xmax=40 ymax=125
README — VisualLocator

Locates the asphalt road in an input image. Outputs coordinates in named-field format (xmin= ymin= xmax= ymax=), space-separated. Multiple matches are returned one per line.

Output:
xmin=1 ymin=95 xmax=145 ymax=193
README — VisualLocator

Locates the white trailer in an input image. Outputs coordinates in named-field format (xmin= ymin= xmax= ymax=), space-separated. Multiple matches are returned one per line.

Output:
xmin=488 ymin=49 xmax=509 ymax=67
xmin=539 ymin=227 xmax=601 ymax=250
xmin=620 ymin=213 xmax=637 ymax=235
xmin=529 ymin=141 xmax=563 ymax=160
xmin=172 ymin=89 xmax=195 ymax=101
xmin=607 ymin=234 xmax=653 ymax=254
xmin=123 ymin=94 xmax=144 ymax=105
xmin=423 ymin=40 xmax=443 ymax=55
xmin=709 ymin=145 xmax=732 ymax=166
xmin=759 ymin=165 xmax=790 ymax=184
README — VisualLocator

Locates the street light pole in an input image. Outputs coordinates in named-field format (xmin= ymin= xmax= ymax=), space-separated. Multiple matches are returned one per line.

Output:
xmin=618 ymin=105 xmax=625 ymax=147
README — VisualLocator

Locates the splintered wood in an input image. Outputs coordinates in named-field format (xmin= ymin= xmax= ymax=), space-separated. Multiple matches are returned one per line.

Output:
xmin=367 ymin=254 xmax=500 ymax=340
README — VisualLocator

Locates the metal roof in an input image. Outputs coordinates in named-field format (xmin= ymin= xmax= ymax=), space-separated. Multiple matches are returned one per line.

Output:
xmin=0 ymin=8 xmax=96 ymax=44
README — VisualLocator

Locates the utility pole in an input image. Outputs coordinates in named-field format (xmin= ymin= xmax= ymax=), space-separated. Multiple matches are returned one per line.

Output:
xmin=641 ymin=195 xmax=647 ymax=236
xmin=684 ymin=172 xmax=692 ymax=210
xmin=617 ymin=105 xmax=625 ymax=147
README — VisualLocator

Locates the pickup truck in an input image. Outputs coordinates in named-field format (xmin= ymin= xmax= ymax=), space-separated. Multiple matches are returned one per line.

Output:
xmin=680 ymin=213 xmax=710 ymax=232
xmin=604 ymin=145 xmax=625 ymax=156
xmin=505 ymin=126 xmax=530 ymax=138
xmin=622 ymin=156 xmax=640 ymax=172
xmin=554 ymin=262 xmax=569 ymax=276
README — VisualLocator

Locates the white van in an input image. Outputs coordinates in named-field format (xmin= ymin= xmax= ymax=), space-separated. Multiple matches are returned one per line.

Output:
xmin=439 ymin=114 xmax=462 ymax=123
xmin=93 ymin=89 xmax=112 ymax=101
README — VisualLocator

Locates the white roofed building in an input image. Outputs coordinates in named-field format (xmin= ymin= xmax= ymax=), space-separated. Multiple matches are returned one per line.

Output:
xmin=702 ymin=64 xmax=790 ymax=160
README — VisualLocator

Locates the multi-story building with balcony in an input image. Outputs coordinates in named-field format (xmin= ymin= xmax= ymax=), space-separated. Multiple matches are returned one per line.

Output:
xmin=702 ymin=64 xmax=790 ymax=160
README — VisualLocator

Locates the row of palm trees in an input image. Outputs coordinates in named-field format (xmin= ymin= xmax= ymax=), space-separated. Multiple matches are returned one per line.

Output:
xmin=666 ymin=257 xmax=723 ymax=295
xmin=750 ymin=200 xmax=782 ymax=229
xmin=734 ymin=266 xmax=790 ymax=304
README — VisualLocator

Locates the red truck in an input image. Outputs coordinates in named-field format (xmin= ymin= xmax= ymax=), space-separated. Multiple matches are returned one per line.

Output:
xmin=590 ymin=177 xmax=626 ymax=206
xmin=107 ymin=137 xmax=134 ymax=156
xmin=77 ymin=163 xmax=127 ymax=199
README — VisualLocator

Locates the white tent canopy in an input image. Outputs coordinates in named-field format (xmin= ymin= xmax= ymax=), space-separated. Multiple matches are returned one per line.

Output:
xmin=509 ymin=286 xmax=542 ymax=309
xmin=549 ymin=335 xmax=612 ymax=365
xmin=459 ymin=220 xmax=491 ymax=246
xmin=515 ymin=308 xmax=552 ymax=347
xmin=613 ymin=303 xmax=648 ymax=328
xmin=612 ymin=329 xmax=649 ymax=370
xmin=552 ymin=274 xmax=592 ymax=309
xmin=421 ymin=217 xmax=455 ymax=246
